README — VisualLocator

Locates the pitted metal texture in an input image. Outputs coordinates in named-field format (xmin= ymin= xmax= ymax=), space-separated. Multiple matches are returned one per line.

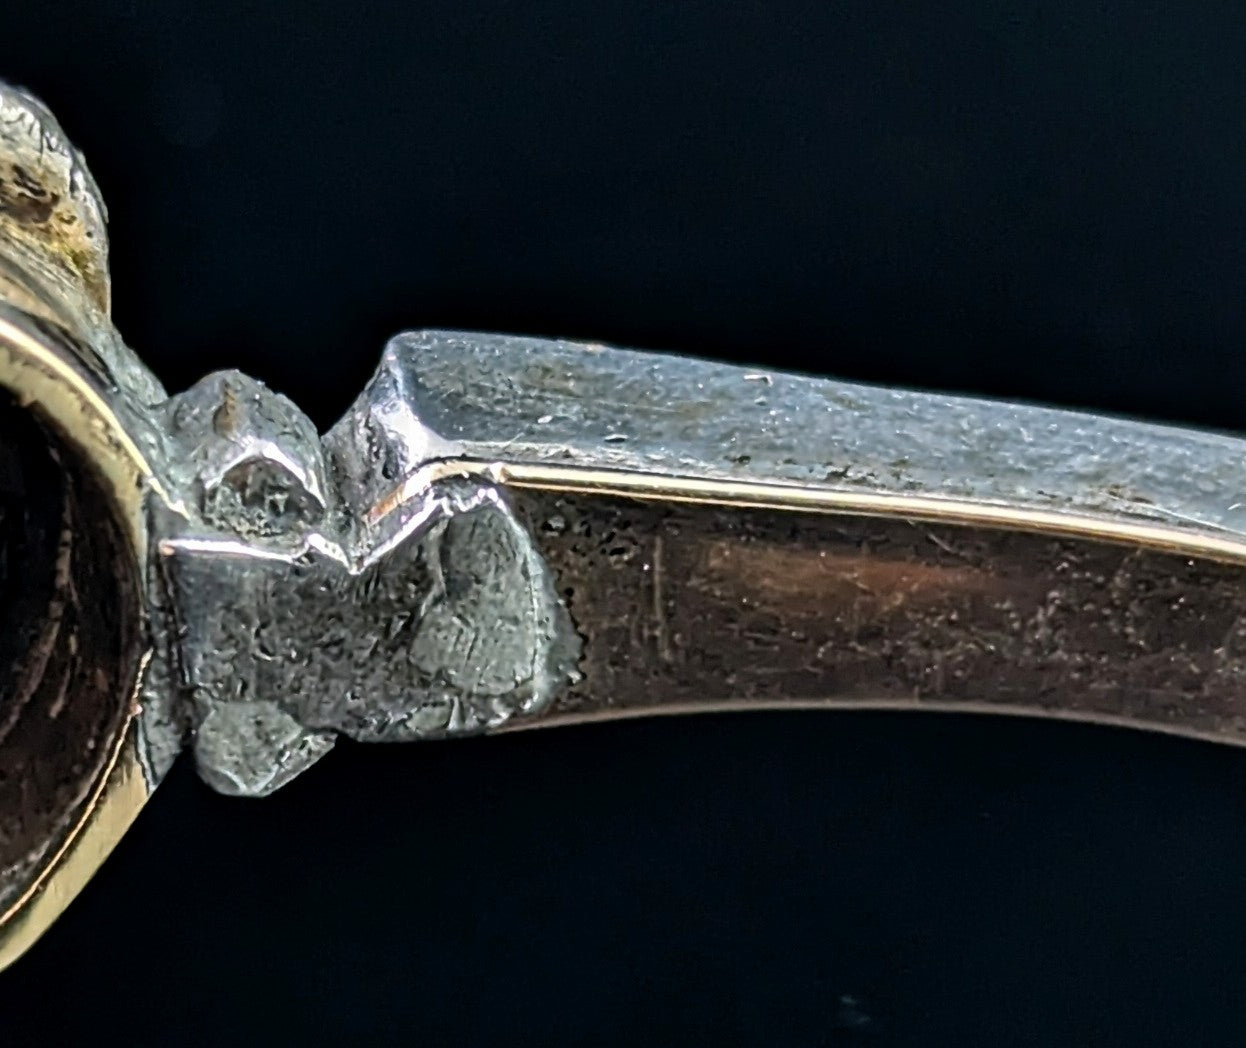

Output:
xmin=156 ymin=365 xmax=580 ymax=796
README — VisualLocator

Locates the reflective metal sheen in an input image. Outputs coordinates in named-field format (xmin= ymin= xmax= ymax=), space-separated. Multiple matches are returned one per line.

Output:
xmin=4 ymin=81 xmax=1246 ymax=968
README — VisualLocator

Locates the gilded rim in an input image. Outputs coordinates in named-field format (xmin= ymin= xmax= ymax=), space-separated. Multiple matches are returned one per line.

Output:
xmin=0 ymin=308 xmax=155 ymax=971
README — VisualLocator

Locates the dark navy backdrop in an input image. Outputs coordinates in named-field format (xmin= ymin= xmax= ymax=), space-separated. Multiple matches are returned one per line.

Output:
xmin=4 ymin=4 xmax=1246 ymax=1045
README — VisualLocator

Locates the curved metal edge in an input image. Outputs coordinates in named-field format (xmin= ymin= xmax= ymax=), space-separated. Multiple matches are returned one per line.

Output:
xmin=492 ymin=461 xmax=1246 ymax=567
xmin=497 ymin=696 xmax=1246 ymax=751
xmin=0 ymin=309 xmax=162 ymax=971
xmin=0 ymin=719 xmax=148 ymax=972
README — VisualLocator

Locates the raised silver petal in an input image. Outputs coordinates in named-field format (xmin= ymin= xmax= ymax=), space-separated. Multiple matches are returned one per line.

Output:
xmin=156 ymin=357 xmax=580 ymax=795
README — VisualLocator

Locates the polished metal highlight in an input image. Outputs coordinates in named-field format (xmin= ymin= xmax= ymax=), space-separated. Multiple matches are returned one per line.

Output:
xmin=3 ymin=82 xmax=1246 ymax=967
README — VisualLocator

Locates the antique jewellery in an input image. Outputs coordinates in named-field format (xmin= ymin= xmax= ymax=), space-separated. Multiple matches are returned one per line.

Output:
xmin=4 ymin=83 xmax=1246 ymax=967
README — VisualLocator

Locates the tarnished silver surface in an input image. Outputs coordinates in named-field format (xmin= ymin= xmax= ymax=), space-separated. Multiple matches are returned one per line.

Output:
xmin=383 ymin=330 xmax=1246 ymax=542
xmin=11 ymin=78 xmax=1246 ymax=966
xmin=145 ymin=327 xmax=1246 ymax=795
xmin=0 ymin=84 xmax=165 ymax=408
xmin=156 ymin=370 xmax=580 ymax=795
xmin=4 ymin=73 xmax=1246 ymax=800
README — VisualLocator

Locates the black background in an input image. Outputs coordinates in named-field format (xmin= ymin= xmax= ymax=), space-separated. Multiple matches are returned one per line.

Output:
xmin=5 ymin=3 xmax=1246 ymax=1045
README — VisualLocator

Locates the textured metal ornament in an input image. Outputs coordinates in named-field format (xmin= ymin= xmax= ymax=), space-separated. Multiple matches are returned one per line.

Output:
xmin=4 ymin=82 xmax=1246 ymax=967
